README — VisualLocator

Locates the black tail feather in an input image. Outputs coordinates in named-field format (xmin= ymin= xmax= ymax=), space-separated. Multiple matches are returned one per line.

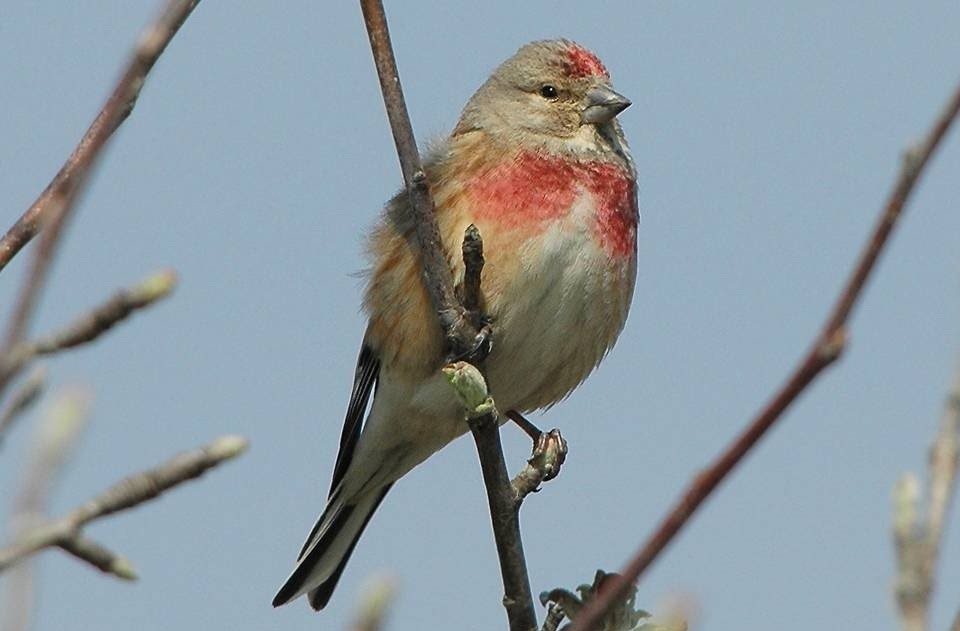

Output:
xmin=272 ymin=483 xmax=393 ymax=610
xmin=306 ymin=484 xmax=392 ymax=610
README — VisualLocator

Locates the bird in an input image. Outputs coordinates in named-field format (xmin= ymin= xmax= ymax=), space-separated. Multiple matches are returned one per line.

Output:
xmin=273 ymin=38 xmax=638 ymax=610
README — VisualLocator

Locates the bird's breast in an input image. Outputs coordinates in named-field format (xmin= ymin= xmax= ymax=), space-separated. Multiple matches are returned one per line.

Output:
xmin=446 ymin=152 xmax=638 ymax=412
xmin=464 ymin=150 xmax=637 ymax=257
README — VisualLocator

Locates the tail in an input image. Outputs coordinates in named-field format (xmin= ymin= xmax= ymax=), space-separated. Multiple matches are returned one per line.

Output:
xmin=272 ymin=484 xmax=393 ymax=610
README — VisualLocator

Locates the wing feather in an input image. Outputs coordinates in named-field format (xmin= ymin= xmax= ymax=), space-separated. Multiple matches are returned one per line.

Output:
xmin=328 ymin=344 xmax=379 ymax=497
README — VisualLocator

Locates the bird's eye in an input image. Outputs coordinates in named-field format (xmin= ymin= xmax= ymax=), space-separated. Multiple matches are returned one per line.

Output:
xmin=538 ymin=85 xmax=559 ymax=100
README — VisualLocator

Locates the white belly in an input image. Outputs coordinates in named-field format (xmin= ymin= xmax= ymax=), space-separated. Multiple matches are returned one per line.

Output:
xmin=484 ymin=191 xmax=635 ymax=412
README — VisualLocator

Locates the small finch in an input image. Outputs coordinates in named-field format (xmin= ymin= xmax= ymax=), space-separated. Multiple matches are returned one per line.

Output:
xmin=273 ymin=39 xmax=637 ymax=610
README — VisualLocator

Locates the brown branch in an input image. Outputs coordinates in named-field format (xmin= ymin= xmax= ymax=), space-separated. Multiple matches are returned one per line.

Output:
xmin=33 ymin=269 xmax=177 ymax=354
xmin=0 ymin=269 xmax=177 ymax=391
xmin=359 ymin=3 xmax=536 ymax=630
xmin=0 ymin=0 xmax=201 ymax=403
xmin=468 ymin=410 xmax=538 ymax=631
xmin=358 ymin=0 xmax=478 ymax=360
xmin=893 ymin=362 xmax=960 ymax=631
xmin=0 ymin=434 xmax=247 ymax=573
xmin=569 ymin=80 xmax=960 ymax=631
xmin=0 ymin=0 xmax=200 ymax=275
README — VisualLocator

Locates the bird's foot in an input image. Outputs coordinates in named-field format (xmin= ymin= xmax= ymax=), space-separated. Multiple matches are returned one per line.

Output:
xmin=507 ymin=410 xmax=568 ymax=493
xmin=448 ymin=318 xmax=493 ymax=365
xmin=530 ymin=428 xmax=567 ymax=482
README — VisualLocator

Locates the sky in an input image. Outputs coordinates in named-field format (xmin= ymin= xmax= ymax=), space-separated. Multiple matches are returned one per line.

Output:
xmin=1 ymin=2 xmax=959 ymax=630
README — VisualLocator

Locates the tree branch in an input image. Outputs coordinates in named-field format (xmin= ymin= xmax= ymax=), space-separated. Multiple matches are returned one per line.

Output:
xmin=57 ymin=534 xmax=137 ymax=581
xmin=358 ymin=3 xmax=537 ymax=630
xmin=469 ymin=411 xmax=537 ymax=631
xmin=0 ymin=269 xmax=177 ymax=392
xmin=893 ymin=361 xmax=960 ymax=631
xmin=358 ymin=0 xmax=478 ymax=360
xmin=0 ymin=434 xmax=247 ymax=573
xmin=0 ymin=0 xmax=201 ymax=403
xmin=569 ymin=80 xmax=960 ymax=631
xmin=3 ymin=386 xmax=90 ymax=631
xmin=0 ymin=0 xmax=201 ymax=275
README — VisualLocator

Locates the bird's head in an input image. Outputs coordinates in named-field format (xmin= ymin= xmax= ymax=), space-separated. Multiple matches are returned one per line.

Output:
xmin=454 ymin=39 xmax=631 ymax=155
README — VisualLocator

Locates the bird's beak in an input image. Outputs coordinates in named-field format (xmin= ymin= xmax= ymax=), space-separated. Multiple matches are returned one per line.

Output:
xmin=581 ymin=86 xmax=631 ymax=125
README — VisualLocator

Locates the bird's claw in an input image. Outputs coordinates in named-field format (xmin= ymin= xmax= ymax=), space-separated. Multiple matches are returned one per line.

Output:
xmin=449 ymin=319 xmax=493 ymax=365
xmin=530 ymin=428 xmax=567 ymax=482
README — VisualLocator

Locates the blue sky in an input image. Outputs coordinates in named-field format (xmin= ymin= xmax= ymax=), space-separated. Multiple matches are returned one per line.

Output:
xmin=1 ymin=2 xmax=959 ymax=630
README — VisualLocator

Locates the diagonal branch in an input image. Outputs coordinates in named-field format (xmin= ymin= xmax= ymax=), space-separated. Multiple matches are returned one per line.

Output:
xmin=358 ymin=3 xmax=536 ymax=630
xmin=0 ymin=0 xmax=201 ymax=275
xmin=0 ymin=269 xmax=177 ymax=393
xmin=0 ymin=434 xmax=247 ymax=573
xmin=0 ymin=0 xmax=201 ymax=402
xmin=569 ymin=80 xmax=960 ymax=631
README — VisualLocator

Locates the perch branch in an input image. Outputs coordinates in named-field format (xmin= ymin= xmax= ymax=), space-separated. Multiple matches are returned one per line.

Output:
xmin=0 ymin=0 xmax=201 ymax=403
xmin=0 ymin=0 xmax=201 ymax=275
xmin=0 ymin=434 xmax=247 ymax=574
xmin=359 ymin=2 xmax=537 ymax=630
xmin=569 ymin=80 xmax=960 ymax=631
xmin=469 ymin=411 xmax=537 ymax=631
xmin=358 ymin=0 xmax=478 ymax=360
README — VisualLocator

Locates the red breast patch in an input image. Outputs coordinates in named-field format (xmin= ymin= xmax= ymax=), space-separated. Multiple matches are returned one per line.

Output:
xmin=467 ymin=152 xmax=636 ymax=257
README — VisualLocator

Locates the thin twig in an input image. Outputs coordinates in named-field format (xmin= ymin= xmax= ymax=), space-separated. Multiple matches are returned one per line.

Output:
xmin=0 ymin=0 xmax=201 ymax=402
xmin=893 ymin=473 xmax=924 ymax=631
xmin=358 ymin=3 xmax=537 ymax=630
xmin=0 ymin=0 xmax=201 ymax=275
xmin=0 ymin=434 xmax=248 ymax=573
xmin=0 ymin=366 xmax=46 ymax=446
xmin=569 ymin=80 xmax=960 ymax=631
xmin=58 ymin=534 xmax=137 ymax=581
xmin=893 ymin=363 xmax=960 ymax=631
xmin=921 ymin=370 xmax=960 ymax=586
xmin=0 ymin=270 xmax=177 ymax=390
xmin=461 ymin=224 xmax=484 ymax=314
xmin=3 ymin=386 xmax=91 ymax=631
